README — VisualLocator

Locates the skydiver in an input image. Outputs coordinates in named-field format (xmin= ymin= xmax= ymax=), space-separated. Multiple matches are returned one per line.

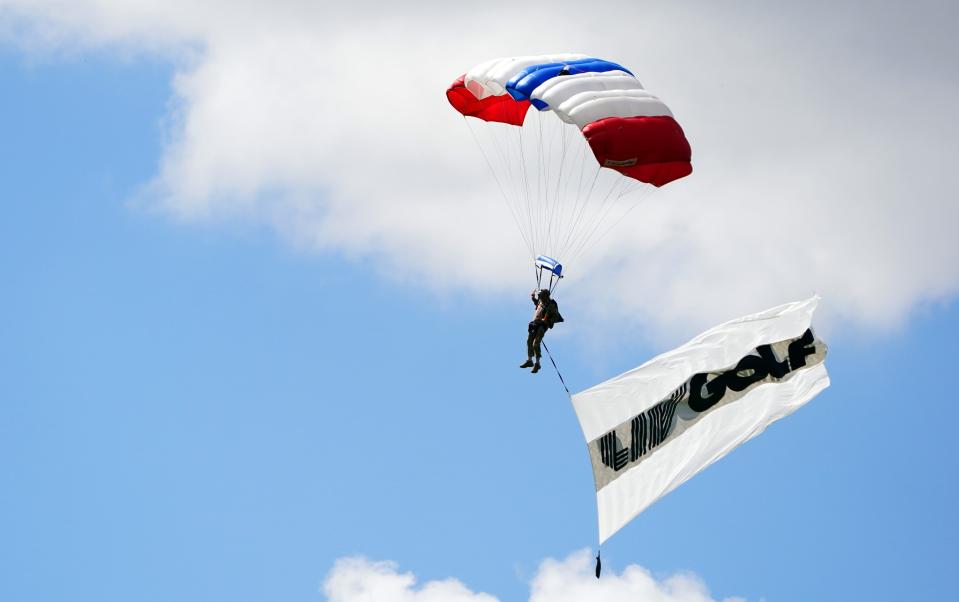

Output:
xmin=520 ymin=288 xmax=563 ymax=374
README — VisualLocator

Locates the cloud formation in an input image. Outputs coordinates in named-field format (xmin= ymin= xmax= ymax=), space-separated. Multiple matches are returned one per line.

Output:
xmin=322 ymin=556 xmax=497 ymax=602
xmin=2 ymin=0 xmax=957 ymax=339
xmin=322 ymin=551 xmax=745 ymax=602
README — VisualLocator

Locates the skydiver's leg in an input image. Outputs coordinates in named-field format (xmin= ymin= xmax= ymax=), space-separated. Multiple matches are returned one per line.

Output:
xmin=531 ymin=326 xmax=545 ymax=373
xmin=521 ymin=322 xmax=536 ymax=368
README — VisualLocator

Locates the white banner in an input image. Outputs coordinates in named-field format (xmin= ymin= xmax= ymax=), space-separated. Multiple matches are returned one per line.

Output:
xmin=571 ymin=297 xmax=830 ymax=543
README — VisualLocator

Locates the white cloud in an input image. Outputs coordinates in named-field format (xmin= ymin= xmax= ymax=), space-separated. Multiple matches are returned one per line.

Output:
xmin=321 ymin=551 xmax=746 ymax=602
xmin=2 ymin=0 xmax=958 ymax=340
xmin=529 ymin=550 xmax=743 ymax=602
xmin=322 ymin=557 xmax=497 ymax=602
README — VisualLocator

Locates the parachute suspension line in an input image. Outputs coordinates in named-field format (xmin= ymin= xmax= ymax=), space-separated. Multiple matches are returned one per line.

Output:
xmin=579 ymin=176 xmax=638 ymax=255
xmin=541 ymin=111 xmax=556 ymax=254
xmin=579 ymin=173 xmax=626 ymax=253
xmin=542 ymin=115 xmax=555 ymax=255
xmin=504 ymin=123 xmax=532 ymax=259
xmin=488 ymin=119 xmax=531 ymax=257
xmin=541 ymin=111 xmax=557 ymax=254
xmin=543 ymin=117 xmax=560 ymax=255
xmin=567 ymin=176 xmax=634 ymax=264
xmin=558 ymin=133 xmax=589 ymax=257
xmin=510 ymin=123 xmax=535 ymax=257
xmin=511 ymin=124 xmax=523 ymax=230
xmin=541 ymin=341 xmax=570 ymax=397
xmin=530 ymin=111 xmax=542 ymax=253
xmin=463 ymin=115 xmax=532 ymax=252
xmin=484 ymin=120 xmax=531 ymax=257
xmin=553 ymin=122 xmax=571 ymax=255
xmin=570 ymin=182 xmax=650 ymax=266
xmin=562 ymin=168 xmax=622 ymax=261
xmin=568 ymin=162 xmax=666 ymax=263
xmin=500 ymin=122 xmax=534 ymax=258
xmin=556 ymin=143 xmax=597 ymax=259
xmin=466 ymin=110 xmax=672 ymax=268
xmin=557 ymin=160 xmax=602 ymax=261
xmin=464 ymin=117 xmax=534 ymax=259
xmin=571 ymin=177 xmax=630 ymax=255
xmin=539 ymin=111 xmax=559 ymax=253
xmin=497 ymin=118 xmax=529 ymax=258
xmin=546 ymin=124 xmax=571 ymax=257
xmin=518 ymin=122 xmax=538 ymax=258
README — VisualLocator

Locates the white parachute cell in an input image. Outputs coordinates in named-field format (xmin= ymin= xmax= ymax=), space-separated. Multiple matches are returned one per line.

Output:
xmin=466 ymin=53 xmax=590 ymax=99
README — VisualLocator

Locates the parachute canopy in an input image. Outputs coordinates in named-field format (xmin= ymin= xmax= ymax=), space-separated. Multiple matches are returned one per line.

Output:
xmin=447 ymin=54 xmax=692 ymax=274
xmin=571 ymin=297 xmax=830 ymax=544
xmin=447 ymin=54 xmax=692 ymax=187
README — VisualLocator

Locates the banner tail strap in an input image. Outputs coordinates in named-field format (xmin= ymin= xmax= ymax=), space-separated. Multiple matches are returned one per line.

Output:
xmin=541 ymin=341 xmax=571 ymax=396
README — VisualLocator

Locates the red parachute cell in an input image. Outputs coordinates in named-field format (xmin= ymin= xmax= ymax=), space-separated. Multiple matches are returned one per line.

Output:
xmin=582 ymin=116 xmax=692 ymax=187
xmin=446 ymin=75 xmax=530 ymax=126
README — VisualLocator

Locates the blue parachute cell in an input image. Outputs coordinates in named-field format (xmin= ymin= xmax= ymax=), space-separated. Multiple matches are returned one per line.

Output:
xmin=506 ymin=58 xmax=632 ymax=103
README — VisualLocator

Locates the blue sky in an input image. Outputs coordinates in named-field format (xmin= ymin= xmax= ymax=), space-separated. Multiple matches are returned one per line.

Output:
xmin=2 ymin=3 xmax=959 ymax=601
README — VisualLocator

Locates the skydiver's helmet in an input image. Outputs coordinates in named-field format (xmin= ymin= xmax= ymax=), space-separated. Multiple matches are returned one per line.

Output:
xmin=538 ymin=289 xmax=551 ymax=300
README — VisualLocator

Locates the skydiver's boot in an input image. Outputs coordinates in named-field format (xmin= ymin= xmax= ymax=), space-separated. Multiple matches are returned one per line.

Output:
xmin=520 ymin=359 xmax=534 ymax=368
xmin=531 ymin=362 xmax=541 ymax=373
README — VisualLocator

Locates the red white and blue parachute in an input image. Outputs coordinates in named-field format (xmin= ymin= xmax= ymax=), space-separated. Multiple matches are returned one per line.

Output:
xmin=447 ymin=55 xmax=692 ymax=282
